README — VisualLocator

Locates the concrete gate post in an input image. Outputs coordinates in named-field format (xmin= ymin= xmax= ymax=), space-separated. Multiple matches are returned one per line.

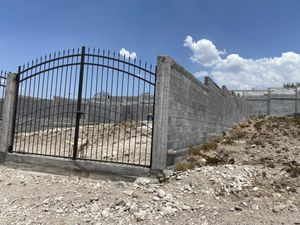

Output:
xmin=0 ymin=73 xmax=18 ymax=162
xmin=151 ymin=56 xmax=172 ymax=171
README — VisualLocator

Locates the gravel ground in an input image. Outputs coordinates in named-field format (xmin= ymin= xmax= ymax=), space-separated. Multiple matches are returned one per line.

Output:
xmin=0 ymin=116 xmax=300 ymax=225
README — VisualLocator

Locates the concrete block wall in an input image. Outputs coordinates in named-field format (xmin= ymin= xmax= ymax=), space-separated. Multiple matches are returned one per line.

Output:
xmin=237 ymin=88 xmax=299 ymax=116
xmin=151 ymin=56 xmax=249 ymax=170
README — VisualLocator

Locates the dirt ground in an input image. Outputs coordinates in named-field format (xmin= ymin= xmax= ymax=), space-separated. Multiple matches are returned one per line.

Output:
xmin=1 ymin=116 xmax=300 ymax=225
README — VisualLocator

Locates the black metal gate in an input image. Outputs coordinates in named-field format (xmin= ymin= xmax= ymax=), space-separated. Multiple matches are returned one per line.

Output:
xmin=12 ymin=47 xmax=156 ymax=167
xmin=0 ymin=71 xmax=7 ymax=120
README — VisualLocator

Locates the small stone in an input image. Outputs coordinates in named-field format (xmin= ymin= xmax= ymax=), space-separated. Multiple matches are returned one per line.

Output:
xmin=176 ymin=176 xmax=182 ymax=180
xmin=115 ymin=198 xmax=126 ymax=207
xmin=91 ymin=204 xmax=100 ymax=212
xmin=272 ymin=204 xmax=287 ymax=213
xmin=134 ymin=177 xmax=151 ymax=186
xmin=163 ymin=169 xmax=174 ymax=178
xmin=235 ymin=206 xmax=242 ymax=211
xmin=129 ymin=205 xmax=139 ymax=214
xmin=272 ymin=208 xmax=280 ymax=213
xmin=253 ymin=187 xmax=259 ymax=191
xmin=101 ymin=209 xmax=110 ymax=217
xmin=55 ymin=196 xmax=63 ymax=202
xmin=90 ymin=196 xmax=99 ymax=202
xmin=157 ymin=189 xmax=166 ymax=198
xmin=252 ymin=204 xmax=259 ymax=210
xmin=122 ymin=190 xmax=133 ymax=196
xmin=132 ymin=190 xmax=141 ymax=198
xmin=43 ymin=198 xmax=50 ymax=204
xmin=162 ymin=206 xmax=177 ymax=215
xmin=153 ymin=196 xmax=160 ymax=201
xmin=134 ymin=210 xmax=146 ymax=221
xmin=182 ymin=204 xmax=191 ymax=211
xmin=56 ymin=208 xmax=64 ymax=213
xmin=78 ymin=207 xmax=86 ymax=213
xmin=241 ymin=202 xmax=248 ymax=207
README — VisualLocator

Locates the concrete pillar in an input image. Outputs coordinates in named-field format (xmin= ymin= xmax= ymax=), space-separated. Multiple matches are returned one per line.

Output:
xmin=0 ymin=73 xmax=18 ymax=162
xmin=151 ymin=56 xmax=171 ymax=171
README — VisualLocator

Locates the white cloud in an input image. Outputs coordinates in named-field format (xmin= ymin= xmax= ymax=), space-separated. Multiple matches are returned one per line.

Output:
xmin=184 ymin=36 xmax=300 ymax=89
xmin=119 ymin=48 xmax=137 ymax=60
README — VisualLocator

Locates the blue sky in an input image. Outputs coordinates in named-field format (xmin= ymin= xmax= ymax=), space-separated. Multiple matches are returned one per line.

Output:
xmin=1 ymin=0 xmax=300 ymax=89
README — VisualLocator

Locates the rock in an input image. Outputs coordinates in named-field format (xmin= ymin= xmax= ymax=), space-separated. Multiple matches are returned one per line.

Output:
xmin=91 ymin=204 xmax=100 ymax=213
xmin=134 ymin=210 xmax=146 ymax=221
xmin=43 ymin=198 xmax=50 ymax=204
xmin=163 ymin=169 xmax=174 ymax=179
xmin=235 ymin=206 xmax=242 ymax=211
xmin=122 ymin=190 xmax=133 ymax=196
xmin=134 ymin=177 xmax=151 ymax=186
xmin=272 ymin=208 xmax=280 ymax=213
xmin=115 ymin=198 xmax=126 ymax=207
xmin=176 ymin=176 xmax=182 ymax=180
xmin=55 ymin=208 xmax=64 ymax=213
xmin=101 ymin=209 xmax=110 ymax=217
xmin=251 ymin=204 xmax=259 ymax=210
xmin=129 ymin=204 xmax=139 ymax=214
xmin=162 ymin=206 xmax=177 ymax=215
xmin=253 ymin=187 xmax=259 ymax=191
xmin=132 ymin=190 xmax=142 ymax=198
xmin=272 ymin=204 xmax=287 ymax=213
xmin=55 ymin=196 xmax=63 ymax=202
xmin=153 ymin=196 xmax=160 ymax=201
xmin=78 ymin=207 xmax=86 ymax=213
xmin=182 ymin=204 xmax=191 ymax=211
xmin=241 ymin=202 xmax=248 ymax=207
xmin=90 ymin=196 xmax=99 ymax=202
xmin=157 ymin=189 xmax=166 ymax=198
xmin=134 ymin=177 xmax=158 ymax=186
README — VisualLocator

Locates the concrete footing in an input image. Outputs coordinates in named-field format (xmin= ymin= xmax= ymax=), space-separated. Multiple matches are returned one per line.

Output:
xmin=4 ymin=153 xmax=150 ymax=181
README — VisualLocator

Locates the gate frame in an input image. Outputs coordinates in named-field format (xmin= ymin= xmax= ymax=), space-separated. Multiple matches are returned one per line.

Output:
xmin=4 ymin=46 xmax=157 ymax=169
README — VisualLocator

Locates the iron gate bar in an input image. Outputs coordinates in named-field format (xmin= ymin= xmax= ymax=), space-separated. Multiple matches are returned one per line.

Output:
xmin=73 ymin=46 xmax=86 ymax=160
xmin=84 ymin=63 xmax=155 ymax=85
xmin=86 ymin=54 xmax=156 ymax=76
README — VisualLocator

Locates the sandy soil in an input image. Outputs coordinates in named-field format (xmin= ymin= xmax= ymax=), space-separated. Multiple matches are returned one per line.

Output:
xmin=1 ymin=116 xmax=299 ymax=225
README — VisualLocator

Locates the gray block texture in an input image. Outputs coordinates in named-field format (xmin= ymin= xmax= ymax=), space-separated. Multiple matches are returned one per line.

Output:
xmin=152 ymin=56 xmax=249 ymax=170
